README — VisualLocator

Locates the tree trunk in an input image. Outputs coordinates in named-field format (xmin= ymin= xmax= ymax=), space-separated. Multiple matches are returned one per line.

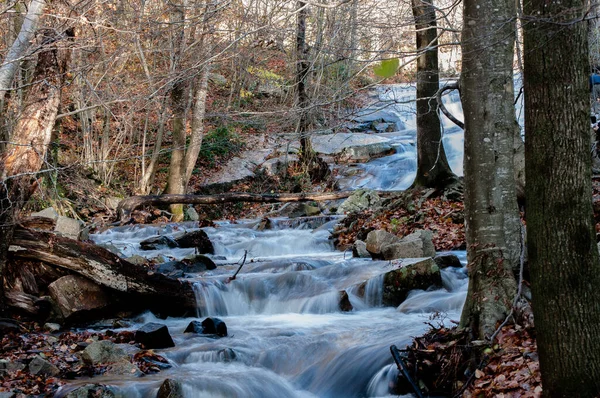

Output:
xmin=524 ymin=0 xmax=600 ymax=394
xmin=410 ymin=0 xmax=456 ymax=189
xmin=296 ymin=1 xmax=313 ymax=167
xmin=0 ymin=29 xmax=73 ymax=309
xmin=459 ymin=0 xmax=520 ymax=339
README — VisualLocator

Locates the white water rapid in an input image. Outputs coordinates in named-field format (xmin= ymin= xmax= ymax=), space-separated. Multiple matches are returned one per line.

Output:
xmin=65 ymin=83 xmax=475 ymax=397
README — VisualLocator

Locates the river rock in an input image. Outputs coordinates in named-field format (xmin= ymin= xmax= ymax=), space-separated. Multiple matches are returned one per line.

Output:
xmin=185 ymin=205 xmax=200 ymax=221
xmin=82 ymin=340 xmax=129 ymax=365
xmin=261 ymin=154 xmax=299 ymax=176
xmin=201 ymin=317 xmax=227 ymax=337
xmin=352 ymin=240 xmax=370 ymax=258
xmin=174 ymin=230 xmax=214 ymax=254
xmin=105 ymin=360 xmax=143 ymax=377
xmin=157 ymin=379 xmax=184 ymax=398
xmin=140 ymin=236 xmax=179 ymax=250
xmin=339 ymin=291 xmax=353 ymax=312
xmin=28 ymin=355 xmax=59 ymax=377
xmin=43 ymin=322 xmax=61 ymax=332
xmin=380 ymin=230 xmax=436 ymax=260
xmin=311 ymin=133 xmax=392 ymax=158
xmin=65 ymin=384 xmax=121 ymax=398
xmin=31 ymin=207 xmax=59 ymax=221
xmin=135 ymin=323 xmax=175 ymax=349
xmin=219 ymin=348 xmax=237 ymax=362
xmin=55 ymin=216 xmax=83 ymax=240
xmin=337 ymin=142 xmax=395 ymax=163
xmin=382 ymin=258 xmax=442 ymax=307
xmin=433 ymin=253 xmax=462 ymax=269
xmin=0 ymin=359 xmax=25 ymax=374
xmin=337 ymin=189 xmax=382 ymax=215
xmin=184 ymin=320 xmax=204 ymax=334
xmin=48 ymin=275 xmax=110 ymax=320
xmin=365 ymin=230 xmax=402 ymax=258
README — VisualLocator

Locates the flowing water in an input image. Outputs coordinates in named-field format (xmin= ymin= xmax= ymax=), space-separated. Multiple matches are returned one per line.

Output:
xmin=65 ymin=84 xmax=473 ymax=397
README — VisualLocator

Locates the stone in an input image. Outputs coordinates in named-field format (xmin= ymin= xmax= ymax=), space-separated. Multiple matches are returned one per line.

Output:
xmin=352 ymin=240 xmax=370 ymax=258
xmin=201 ymin=317 xmax=227 ymax=337
xmin=218 ymin=348 xmax=237 ymax=362
xmin=126 ymin=255 xmax=148 ymax=265
xmin=0 ymin=359 xmax=25 ymax=373
xmin=157 ymin=379 xmax=184 ymax=398
xmin=311 ymin=133 xmax=392 ymax=156
xmin=48 ymin=275 xmax=110 ymax=320
xmin=105 ymin=360 xmax=143 ymax=377
xmin=182 ymin=255 xmax=217 ymax=272
xmin=185 ymin=205 xmax=200 ymax=221
xmin=135 ymin=323 xmax=175 ymax=349
xmin=65 ymin=384 xmax=121 ymax=398
xmin=183 ymin=320 xmax=204 ymax=334
xmin=104 ymin=197 xmax=123 ymax=210
xmin=0 ymin=319 xmax=21 ymax=334
xmin=339 ymin=291 xmax=353 ymax=312
xmin=82 ymin=340 xmax=129 ymax=365
xmin=174 ymin=230 xmax=214 ymax=254
xmin=382 ymin=258 xmax=442 ymax=307
xmin=55 ymin=216 xmax=83 ymax=240
xmin=336 ymin=142 xmax=395 ymax=163
xmin=375 ymin=229 xmax=436 ymax=260
xmin=28 ymin=355 xmax=59 ymax=376
xmin=433 ymin=253 xmax=463 ymax=269
xmin=209 ymin=73 xmax=227 ymax=86
xmin=43 ymin=322 xmax=61 ymax=332
xmin=365 ymin=230 xmax=402 ymax=258
xmin=261 ymin=154 xmax=299 ymax=176
xmin=140 ymin=236 xmax=179 ymax=250
xmin=31 ymin=207 xmax=59 ymax=221
xmin=401 ymin=230 xmax=436 ymax=257
xmin=337 ymin=189 xmax=383 ymax=215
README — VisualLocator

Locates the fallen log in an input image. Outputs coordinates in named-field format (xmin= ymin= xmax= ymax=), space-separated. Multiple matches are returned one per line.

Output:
xmin=8 ymin=228 xmax=197 ymax=315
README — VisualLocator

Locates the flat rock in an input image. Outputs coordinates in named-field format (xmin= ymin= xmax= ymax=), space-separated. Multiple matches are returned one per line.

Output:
xmin=82 ymin=340 xmax=129 ymax=365
xmin=48 ymin=275 xmax=110 ymax=320
xmin=311 ymin=133 xmax=392 ymax=157
xmin=55 ymin=216 xmax=83 ymax=240
xmin=382 ymin=258 xmax=442 ymax=307
xmin=337 ymin=189 xmax=382 ymax=215
xmin=31 ymin=207 xmax=59 ymax=221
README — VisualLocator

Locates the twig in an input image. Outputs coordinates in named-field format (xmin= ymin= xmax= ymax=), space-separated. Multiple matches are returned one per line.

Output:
xmin=226 ymin=250 xmax=247 ymax=283
xmin=390 ymin=345 xmax=425 ymax=398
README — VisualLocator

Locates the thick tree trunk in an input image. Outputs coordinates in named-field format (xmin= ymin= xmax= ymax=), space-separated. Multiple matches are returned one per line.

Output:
xmin=0 ymin=29 xmax=73 ymax=309
xmin=296 ymin=1 xmax=314 ymax=167
xmin=410 ymin=0 xmax=456 ymax=189
xmin=459 ymin=0 xmax=520 ymax=339
xmin=9 ymin=227 xmax=197 ymax=313
xmin=166 ymin=80 xmax=187 ymax=220
xmin=524 ymin=0 xmax=600 ymax=394
xmin=116 ymin=191 xmax=360 ymax=222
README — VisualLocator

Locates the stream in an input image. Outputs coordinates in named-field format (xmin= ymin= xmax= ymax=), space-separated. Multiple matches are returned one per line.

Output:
xmin=64 ymin=84 xmax=471 ymax=397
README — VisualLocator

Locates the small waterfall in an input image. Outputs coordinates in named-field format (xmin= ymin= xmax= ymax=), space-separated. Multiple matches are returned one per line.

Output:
xmin=364 ymin=274 xmax=384 ymax=307
xmin=193 ymin=281 xmax=229 ymax=317
xmin=366 ymin=365 xmax=401 ymax=397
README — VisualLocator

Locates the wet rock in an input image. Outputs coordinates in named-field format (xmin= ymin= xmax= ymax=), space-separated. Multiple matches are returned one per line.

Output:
xmin=365 ymin=230 xmax=402 ymax=259
xmin=48 ymin=275 xmax=110 ymax=320
xmin=183 ymin=320 xmax=204 ymax=334
xmin=381 ymin=230 xmax=435 ymax=260
xmin=28 ymin=355 xmax=59 ymax=376
xmin=433 ymin=253 xmax=462 ymax=269
xmin=140 ymin=236 xmax=179 ymax=250
xmin=337 ymin=189 xmax=383 ymax=215
xmin=201 ymin=317 xmax=227 ymax=337
xmin=105 ymin=360 xmax=143 ymax=377
xmin=82 ymin=340 xmax=129 ymax=365
xmin=311 ymin=132 xmax=392 ymax=157
xmin=157 ymin=379 xmax=184 ymax=398
xmin=382 ymin=258 xmax=442 ymax=307
xmin=256 ymin=217 xmax=273 ymax=231
xmin=65 ymin=384 xmax=121 ymax=398
xmin=156 ymin=255 xmax=216 ymax=276
xmin=174 ymin=230 xmax=214 ymax=254
xmin=352 ymin=240 xmax=370 ymax=258
xmin=135 ymin=323 xmax=175 ymax=349
xmin=337 ymin=142 xmax=395 ymax=163
xmin=339 ymin=291 xmax=353 ymax=312
xmin=372 ymin=121 xmax=396 ymax=132
xmin=218 ymin=348 xmax=237 ymax=362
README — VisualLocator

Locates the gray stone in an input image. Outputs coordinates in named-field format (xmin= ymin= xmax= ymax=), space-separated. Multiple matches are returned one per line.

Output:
xmin=378 ymin=230 xmax=436 ymax=260
xmin=126 ymin=255 xmax=148 ymax=265
xmin=28 ymin=355 xmax=59 ymax=376
xmin=65 ymin=384 xmax=122 ymax=398
xmin=82 ymin=340 xmax=129 ymax=365
xmin=55 ymin=216 xmax=82 ymax=240
xmin=105 ymin=197 xmax=123 ymax=210
xmin=261 ymin=154 xmax=299 ymax=176
xmin=433 ymin=253 xmax=462 ymax=269
xmin=337 ymin=142 xmax=394 ymax=163
xmin=31 ymin=207 xmax=59 ymax=221
xmin=337 ymin=190 xmax=382 ymax=215
xmin=157 ymin=379 xmax=184 ymax=398
xmin=48 ymin=275 xmax=110 ymax=320
xmin=402 ymin=230 xmax=436 ymax=257
xmin=43 ymin=322 xmax=61 ymax=332
xmin=365 ymin=230 xmax=402 ymax=258
xmin=105 ymin=360 xmax=143 ymax=377
xmin=0 ymin=359 xmax=25 ymax=373
xmin=311 ymin=133 xmax=392 ymax=156
xmin=209 ymin=73 xmax=227 ymax=86
xmin=382 ymin=258 xmax=442 ymax=306
xmin=352 ymin=240 xmax=371 ymax=258
xmin=185 ymin=205 xmax=200 ymax=221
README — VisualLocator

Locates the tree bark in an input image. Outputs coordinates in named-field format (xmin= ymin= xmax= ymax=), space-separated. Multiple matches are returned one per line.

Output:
xmin=524 ymin=0 xmax=600 ymax=394
xmin=410 ymin=0 xmax=456 ymax=189
xmin=296 ymin=1 xmax=314 ymax=166
xmin=116 ymin=191 xmax=361 ymax=222
xmin=0 ymin=29 xmax=73 ymax=309
xmin=459 ymin=0 xmax=520 ymax=339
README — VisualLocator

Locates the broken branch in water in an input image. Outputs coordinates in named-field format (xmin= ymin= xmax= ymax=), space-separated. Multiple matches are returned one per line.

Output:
xmin=226 ymin=250 xmax=247 ymax=283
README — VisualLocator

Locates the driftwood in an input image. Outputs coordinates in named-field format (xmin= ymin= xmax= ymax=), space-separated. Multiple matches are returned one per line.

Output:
xmin=9 ymin=227 xmax=197 ymax=315
xmin=117 ymin=191 xmax=359 ymax=222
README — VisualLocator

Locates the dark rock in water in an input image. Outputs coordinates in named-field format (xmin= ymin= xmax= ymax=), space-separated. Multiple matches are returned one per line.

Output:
xmin=65 ymin=384 xmax=120 ymax=398
xmin=339 ymin=291 xmax=353 ymax=312
xmin=157 ymin=379 xmax=184 ymax=398
xmin=433 ymin=254 xmax=463 ymax=269
xmin=183 ymin=320 xmax=204 ymax=334
xmin=218 ymin=348 xmax=237 ymax=362
xmin=382 ymin=258 xmax=442 ymax=307
xmin=256 ymin=217 xmax=273 ymax=231
xmin=201 ymin=317 xmax=227 ymax=337
xmin=140 ymin=235 xmax=179 ymax=250
xmin=135 ymin=323 xmax=175 ymax=349
xmin=352 ymin=240 xmax=370 ymax=258
xmin=156 ymin=255 xmax=216 ymax=276
xmin=174 ymin=230 xmax=214 ymax=254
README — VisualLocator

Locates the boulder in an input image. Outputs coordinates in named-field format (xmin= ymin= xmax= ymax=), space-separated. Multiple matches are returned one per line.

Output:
xmin=433 ymin=253 xmax=463 ymax=269
xmin=156 ymin=255 xmax=216 ymax=277
xmin=157 ymin=379 xmax=184 ymax=398
xmin=174 ymin=230 xmax=214 ymax=254
xmin=126 ymin=255 xmax=148 ymax=265
xmin=339 ymin=291 xmax=353 ymax=312
xmin=382 ymin=258 xmax=442 ymax=307
xmin=31 ymin=207 xmax=59 ymax=221
xmin=201 ymin=317 xmax=227 ymax=337
xmin=373 ymin=229 xmax=436 ymax=261
xmin=352 ymin=240 xmax=371 ymax=258
xmin=135 ymin=323 xmax=175 ymax=349
xmin=184 ymin=320 xmax=204 ymax=334
xmin=28 ymin=355 xmax=59 ymax=377
xmin=48 ymin=275 xmax=110 ymax=320
xmin=311 ymin=133 xmax=392 ymax=157
xmin=337 ymin=189 xmax=383 ymax=215
xmin=140 ymin=236 xmax=178 ymax=250
xmin=365 ymin=230 xmax=402 ymax=258
xmin=65 ymin=384 xmax=121 ymax=398
xmin=209 ymin=73 xmax=227 ymax=86
xmin=55 ymin=216 xmax=83 ymax=240
xmin=82 ymin=340 xmax=129 ymax=365
xmin=105 ymin=360 xmax=143 ymax=377
xmin=337 ymin=142 xmax=395 ymax=163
